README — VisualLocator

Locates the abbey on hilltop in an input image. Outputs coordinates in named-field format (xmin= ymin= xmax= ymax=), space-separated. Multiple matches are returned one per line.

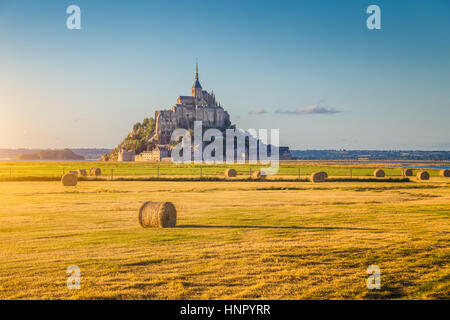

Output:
xmin=117 ymin=64 xmax=231 ymax=162
xmin=151 ymin=63 xmax=230 ymax=145
xmin=112 ymin=64 xmax=292 ymax=162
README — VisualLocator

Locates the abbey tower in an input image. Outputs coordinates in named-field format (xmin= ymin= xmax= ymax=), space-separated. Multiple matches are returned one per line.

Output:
xmin=152 ymin=64 xmax=230 ymax=144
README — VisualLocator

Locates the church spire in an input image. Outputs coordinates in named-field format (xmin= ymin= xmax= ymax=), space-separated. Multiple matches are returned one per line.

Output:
xmin=195 ymin=60 xmax=199 ymax=80
xmin=192 ymin=60 xmax=202 ymax=97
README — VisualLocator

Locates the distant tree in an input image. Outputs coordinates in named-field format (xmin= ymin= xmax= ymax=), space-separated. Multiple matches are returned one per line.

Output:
xmin=133 ymin=122 xmax=142 ymax=133
xmin=108 ymin=117 xmax=156 ymax=161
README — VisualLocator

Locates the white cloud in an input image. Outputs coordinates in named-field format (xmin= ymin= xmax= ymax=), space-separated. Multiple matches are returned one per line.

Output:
xmin=275 ymin=105 xmax=341 ymax=115
xmin=249 ymin=109 xmax=267 ymax=115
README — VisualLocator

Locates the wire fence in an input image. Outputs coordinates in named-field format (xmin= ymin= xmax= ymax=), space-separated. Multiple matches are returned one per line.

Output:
xmin=0 ymin=164 xmax=441 ymax=179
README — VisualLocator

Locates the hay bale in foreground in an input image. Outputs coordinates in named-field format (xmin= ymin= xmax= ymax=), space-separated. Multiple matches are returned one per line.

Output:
xmin=310 ymin=171 xmax=326 ymax=183
xmin=90 ymin=167 xmax=101 ymax=176
xmin=224 ymin=168 xmax=237 ymax=178
xmin=78 ymin=169 xmax=87 ymax=176
xmin=138 ymin=201 xmax=177 ymax=228
xmin=61 ymin=173 xmax=77 ymax=186
xmin=417 ymin=170 xmax=430 ymax=180
xmin=403 ymin=168 xmax=413 ymax=176
xmin=252 ymin=170 xmax=265 ymax=180
xmin=321 ymin=172 xmax=328 ymax=179
xmin=374 ymin=169 xmax=386 ymax=178
xmin=439 ymin=169 xmax=450 ymax=177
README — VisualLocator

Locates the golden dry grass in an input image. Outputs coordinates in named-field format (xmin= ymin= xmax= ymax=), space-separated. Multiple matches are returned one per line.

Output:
xmin=0 ymin=179 xmax=448 ymax=299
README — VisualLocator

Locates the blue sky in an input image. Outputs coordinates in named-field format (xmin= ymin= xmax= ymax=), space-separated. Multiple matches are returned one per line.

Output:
xmin=0 ymin=0 xmax=449 ymax=149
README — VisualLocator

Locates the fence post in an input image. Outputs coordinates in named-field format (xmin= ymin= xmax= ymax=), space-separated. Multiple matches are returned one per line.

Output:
xmin=402 ymin=168 xmax=405 ymax=178
xmin=63 ymin=168 xmax=65 ymax=176
xmin=200 ymin=167 xmax=202 ymax=179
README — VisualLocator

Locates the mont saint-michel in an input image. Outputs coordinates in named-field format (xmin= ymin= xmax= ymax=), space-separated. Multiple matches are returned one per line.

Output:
xmin=108 ymin=65 xmax=233 ymax=162
xmin=153 ymin=64 xmax=230 ymax=145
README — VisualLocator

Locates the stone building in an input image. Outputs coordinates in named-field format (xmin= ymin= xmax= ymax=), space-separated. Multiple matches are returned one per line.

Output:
xmin=135 ymin=145 xmax=170 ymax=162
xmin=151 ymin=64 xmax=230 ymax=144
xmin=279 ymin=147 xmax=293 ymax=160
xmin=118 ymin=148 xmax=135 ymax=162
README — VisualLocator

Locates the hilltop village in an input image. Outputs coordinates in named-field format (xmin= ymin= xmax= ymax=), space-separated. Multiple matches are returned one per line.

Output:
xmin=107 ymin=65 xmax=292 ymax=162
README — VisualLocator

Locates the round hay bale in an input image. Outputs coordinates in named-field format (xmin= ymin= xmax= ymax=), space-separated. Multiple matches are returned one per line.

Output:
xmin=90 ymin=167 xmax=101 ymax=176
xmin=138 ymin=201 xmax=177 ymax=228
xmin=403 ymin=168 xmax=413 ymax=176
xmin=417 ymin=170 xmax=430 ymax=180
xmin=77 ymin=169 xmax=87 ymax=177
xmin=439 ymin=169 xmax=450 ymax=177
xmin=252 ymin=170 xmax=265 ymax=180
xmin=68 ymin=170 xmax=78 ymax=176
xmin=224 ymin=168 xmax=237 ymax=178
xmin=310 ymin=172 xmax=326 ymax=183
xmin=320 ymin=172 xmax=328 ymax=179
xmin=374 ymin=169 xmax=385 ymax=178
xmin=61 ymin=173 xmax=77 ymax=186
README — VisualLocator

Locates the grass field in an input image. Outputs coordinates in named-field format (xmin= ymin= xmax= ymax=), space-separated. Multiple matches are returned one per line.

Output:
xmin=0 ymin=175 xmax=449 ymax=299
xmin=0 ymin=161 xmax=445 ymax=180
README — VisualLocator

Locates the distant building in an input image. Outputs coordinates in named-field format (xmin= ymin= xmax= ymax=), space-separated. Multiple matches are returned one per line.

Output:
xmin=118 ymin=148 xmax=135 ymax=162
xmin=279 ymin=146 xmax=293 ymax=160
xmin=135 ymin=145 xmax=170 ymax=162
xmin=232 ymin=140 xmax=292 ymax=162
